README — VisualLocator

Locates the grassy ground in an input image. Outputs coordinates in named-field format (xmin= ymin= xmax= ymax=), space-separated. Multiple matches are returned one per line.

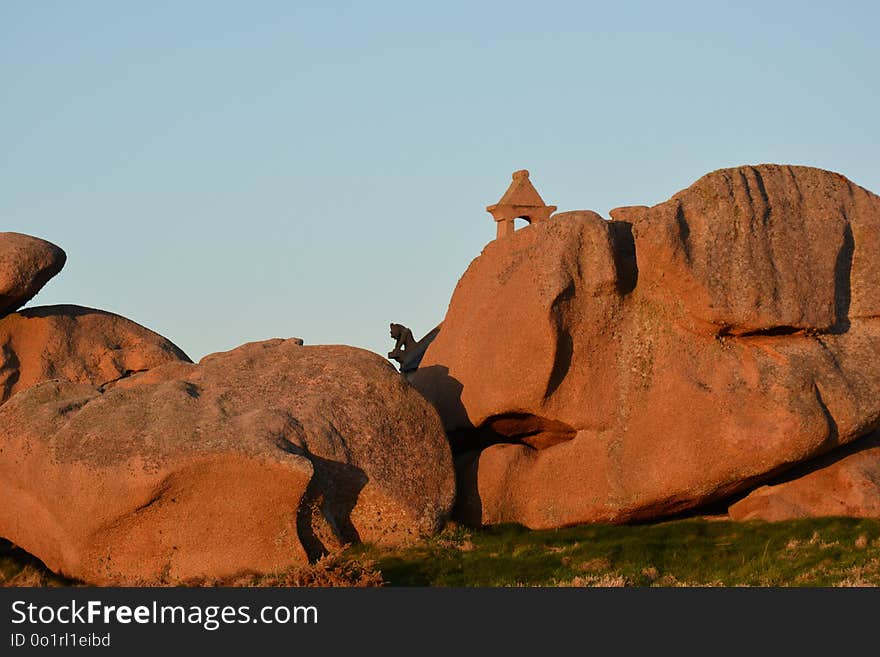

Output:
xmin=357 ymin=517 xmax=880 ymax=587
xmin=3 ymin=517 xmax=880 ymax=587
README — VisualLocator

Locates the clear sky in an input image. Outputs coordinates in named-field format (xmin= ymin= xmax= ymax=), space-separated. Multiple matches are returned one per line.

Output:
xmin=2 ymin=2 xmax=878 ymax=361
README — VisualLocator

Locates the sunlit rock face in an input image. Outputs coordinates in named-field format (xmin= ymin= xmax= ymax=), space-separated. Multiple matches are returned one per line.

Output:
xmin=411 ymin=164 xmax=880 ymax=528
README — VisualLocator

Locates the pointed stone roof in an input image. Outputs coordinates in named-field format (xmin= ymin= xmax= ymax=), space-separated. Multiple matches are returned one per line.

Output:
xmin=486 ymin=170 xmax=557 ymax=240
xmin=488 ymin=169 xmax=549 ymax=210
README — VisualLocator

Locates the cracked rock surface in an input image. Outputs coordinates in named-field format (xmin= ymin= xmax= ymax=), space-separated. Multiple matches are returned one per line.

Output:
xmin=411 ymin=165 xmax=880 ymax=528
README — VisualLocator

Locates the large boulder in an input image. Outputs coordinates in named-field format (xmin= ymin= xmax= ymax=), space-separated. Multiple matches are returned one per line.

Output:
xmin=632 ymin=165 xmax=880 ymax=333
xmin=0 ymin=305 xmax=191 ymax=405
xmin=0 ymin=339 xmax=454 ymax=584
xmin=728 ymin=432 xmax=880 ymax=521
xmin=411 ymin=164 xmax=880 ymax=529
xmin=0 ymin=233 xmax=66 ymax=317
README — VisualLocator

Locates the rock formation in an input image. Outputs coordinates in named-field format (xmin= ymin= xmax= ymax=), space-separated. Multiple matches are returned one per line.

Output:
xmin=0 ymin=340 xmax=454 ymax=585
xmin=410 ymin=164 xmax=880 ymax=528
xmin=728 ymin=432 xmax=880 ymax=521
xmin=0 ymin=305 xmax=192 ymax=404
xmin=3 ymin=164 xmax=879 ymax=586
xmin=0 ymin=232 xmax=455 ymax=585
xmin=0 ymin=232 xmax=66 ymax=317
xmin=0 ymin=233 xmax=190 ymax=405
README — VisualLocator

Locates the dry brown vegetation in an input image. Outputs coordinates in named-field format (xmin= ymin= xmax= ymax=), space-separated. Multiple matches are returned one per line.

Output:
xmin=222 ymin=551 xmax=384 ymax=588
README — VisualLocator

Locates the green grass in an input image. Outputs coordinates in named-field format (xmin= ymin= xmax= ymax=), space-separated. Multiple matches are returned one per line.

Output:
xmin=4 ymin=517 xmax=880 ymax=587
xmin=353 ymin=517 xmax=880 ymax=587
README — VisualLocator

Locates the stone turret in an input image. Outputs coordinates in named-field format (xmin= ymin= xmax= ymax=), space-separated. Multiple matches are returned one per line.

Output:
xmin=486 ymin=170 xmax=557 ymax=240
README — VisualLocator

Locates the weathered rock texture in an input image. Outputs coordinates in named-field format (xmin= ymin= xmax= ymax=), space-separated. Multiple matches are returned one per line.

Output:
xmin=728 ymin=432 xmax=880 ymax=521
xmin=0 ymin=305 xmax=191 ymax=405
xmin=411 ymin=164 xmax=880 ymax=529
xmin=0 ymin=232 xmax=66 ymax=317
xmin=631 ymin=165 xmax=880 ymax=333
xmin=0 ymin=339 xmax=454 ymax=584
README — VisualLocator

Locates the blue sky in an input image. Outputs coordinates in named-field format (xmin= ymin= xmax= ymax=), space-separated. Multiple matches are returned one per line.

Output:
xmin=2 ymin=1 xmax=878 ymax=360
